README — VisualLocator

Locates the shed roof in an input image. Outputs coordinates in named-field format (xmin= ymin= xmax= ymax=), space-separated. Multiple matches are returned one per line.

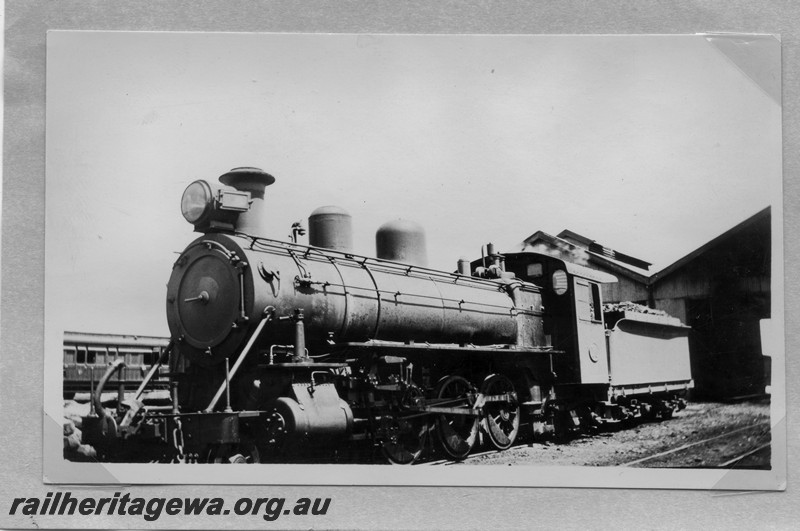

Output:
xmin=507 ymin=251 xmax=619 ymax=284
xmin=518 ymin=231 xmax=650 ymax=284
xmin=518 ymin=207 xmax=771 ymax=288
xmin=557 ymin=230 xmax=652 ymax=271
xmin=648 ymin=206 xmax=771 ymax=284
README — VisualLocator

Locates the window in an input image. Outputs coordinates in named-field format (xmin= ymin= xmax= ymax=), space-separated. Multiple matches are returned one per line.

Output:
xmin=576 ymin=280 xmax=603 ymax=322
xmin=76 ymin=347 xmax=96 ymax=364
xmin=575 ymin=281 xmax=590 ymax=321
xmin=526 ymin=263 xmax=543 ymax=278
xmin=590 ymin=283 xmax=602 ymax=322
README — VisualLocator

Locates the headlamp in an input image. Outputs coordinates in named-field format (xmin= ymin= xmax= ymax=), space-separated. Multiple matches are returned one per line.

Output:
xmin=181 ymin=180 xmax=214 ymax=224
xmin=180 ymin=180 xmax=251 ymax=231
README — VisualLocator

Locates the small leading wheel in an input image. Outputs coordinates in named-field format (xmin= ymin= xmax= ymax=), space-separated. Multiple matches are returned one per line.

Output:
xmin=434 ymin=375 xmax=479 ymax=460
xmin=207 ymin=442 xmax=260 ymax=464
xmin=381 ymin=415 xmax=428 ymax=465
xmin=480 ymin=374 xmax=520 ymax=450
xmin=381 ymin=385 xmax=429 ymax=465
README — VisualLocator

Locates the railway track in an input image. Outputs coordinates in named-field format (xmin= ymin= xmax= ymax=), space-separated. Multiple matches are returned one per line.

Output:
xmin=421 ymin=410 xmax=771 ymax=468
xmin=422 ymin=447 xmax=508 ymax=466
xmin=67 ymin=398 xmax=770 ymax=466
xmin=717 ymin=442 xmax=771 ymax=468
xmin=620 ymin=421 xmax=771 ymax=468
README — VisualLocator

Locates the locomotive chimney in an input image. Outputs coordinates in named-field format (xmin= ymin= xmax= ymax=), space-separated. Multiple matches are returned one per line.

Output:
xmin=218 ymin=167 xmax=276 ymax=237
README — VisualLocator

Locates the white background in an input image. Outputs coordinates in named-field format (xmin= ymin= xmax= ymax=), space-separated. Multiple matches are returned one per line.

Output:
xmin=46 ymin=32 xmax=779 ymax=336
xmin=2 ymin=1 xmax=797 ymax=529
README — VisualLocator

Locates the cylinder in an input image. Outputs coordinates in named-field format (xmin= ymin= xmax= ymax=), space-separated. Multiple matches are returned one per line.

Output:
xmin=308 ymin=206 xmax=353 ymax=252
xmin=376 ymin=219 xmax=428 ymax=267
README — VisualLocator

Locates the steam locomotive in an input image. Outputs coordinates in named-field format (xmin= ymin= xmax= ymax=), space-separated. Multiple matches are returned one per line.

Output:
xmin=81 ymin=167 xmax=693 ymax=464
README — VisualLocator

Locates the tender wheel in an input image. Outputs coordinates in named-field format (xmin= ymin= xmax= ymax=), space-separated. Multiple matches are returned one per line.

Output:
xmin=434 ymin=375 xmax=479 ymax=460
xmin=381 ymin=415 xmax=428 ymax=465
xmin=480 ymin=374 xmax=520 ymax=450
xmin=659 ymin=404 xmax=675 ymax=420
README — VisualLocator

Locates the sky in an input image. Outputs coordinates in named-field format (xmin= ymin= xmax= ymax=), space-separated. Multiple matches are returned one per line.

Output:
xmin=45 ymin=32 xmax=781 ymax=337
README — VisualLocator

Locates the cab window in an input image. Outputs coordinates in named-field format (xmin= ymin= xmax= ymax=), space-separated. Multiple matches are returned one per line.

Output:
xmin=576 ymin=280 xmax=603 ymax=323
xmin=590 ymin=282 xmax=602 ymax=322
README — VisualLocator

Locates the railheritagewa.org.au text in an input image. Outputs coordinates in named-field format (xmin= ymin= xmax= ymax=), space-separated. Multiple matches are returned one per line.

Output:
xmin=9 ymin=492 xmax=331 ymax=522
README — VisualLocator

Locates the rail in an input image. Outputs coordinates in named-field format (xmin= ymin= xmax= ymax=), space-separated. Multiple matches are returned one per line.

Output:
xmin=619 ymin=422 xmax=771 ymax=467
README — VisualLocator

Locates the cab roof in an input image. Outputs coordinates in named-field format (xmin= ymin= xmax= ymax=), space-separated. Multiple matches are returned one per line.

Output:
xmin=506 ymin=252 xmax=619 ymax=284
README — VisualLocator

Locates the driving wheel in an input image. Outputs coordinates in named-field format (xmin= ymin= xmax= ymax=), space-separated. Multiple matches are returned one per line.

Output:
xmin=434 ymin=375 xmax=479 ymax=460
xmin=481 ymin=374 xmax=520 ymax=450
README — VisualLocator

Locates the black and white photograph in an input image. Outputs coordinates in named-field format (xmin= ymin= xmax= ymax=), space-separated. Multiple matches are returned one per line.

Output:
xmin=41 ymin=31 xmax=784 ymax=491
